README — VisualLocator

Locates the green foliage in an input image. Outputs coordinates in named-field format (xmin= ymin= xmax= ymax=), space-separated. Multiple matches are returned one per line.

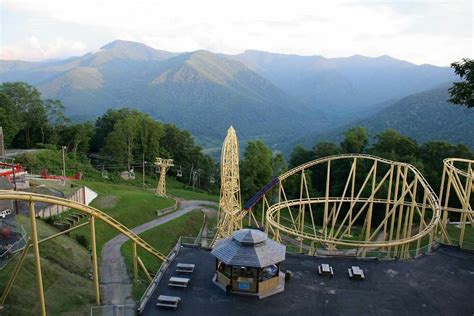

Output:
xmin=240 ymin=140 xmax=273 ymax=200
xmin=0 ymin=82 xmax=47 ymax=147
xmin=0 ymin=92 xmax=19 ymax=145
xmin=74 ymin=234 xmax=89 ymax=249
xmin=0 ymin=215 xmax=95 ymax=315
xmin=289 ymin=127 xmax=474 ymax=196
xmin=340 ymin=126 xmax=368 ymax=153
xmin=449 ymin=58 xmax=474 ymax=108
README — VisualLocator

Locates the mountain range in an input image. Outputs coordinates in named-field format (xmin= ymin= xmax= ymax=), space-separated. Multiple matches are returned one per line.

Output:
xmin=1 ymin=39 xmax=467 ymax=150
xmin=292 ymin=86 xmax=474 ymax=150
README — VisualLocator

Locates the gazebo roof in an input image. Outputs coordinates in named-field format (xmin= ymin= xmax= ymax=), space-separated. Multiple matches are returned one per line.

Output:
xmin=211 ymin=229 xmax=286 ymax=268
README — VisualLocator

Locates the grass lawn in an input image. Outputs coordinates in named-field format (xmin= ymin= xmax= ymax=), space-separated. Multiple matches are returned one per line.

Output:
xmin=67 ymin=180 xmax=175 ymax=254
xmin=446 ymin=224 xmax=474 ymax=250
xmin=121 ymin=210 xmax=206 ymax=299
xmin=167 ymin=178 xmax=219 ymax=202
xmin=0 ymin=216 xmax=95 ymax=315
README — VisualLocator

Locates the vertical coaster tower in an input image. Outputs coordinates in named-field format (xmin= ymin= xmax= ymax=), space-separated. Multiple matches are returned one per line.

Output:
xmin=215 ymin=126 xmax=243 ymax=241
xmin=155 ymin=158 xmax=174 ymax=197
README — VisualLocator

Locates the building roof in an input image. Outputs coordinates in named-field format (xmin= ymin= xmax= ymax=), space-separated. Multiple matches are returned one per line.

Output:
xmin=211 ymin=229 xmax=286 ymax=268
xmin=0 ymin=177 xmax=13 ymax=190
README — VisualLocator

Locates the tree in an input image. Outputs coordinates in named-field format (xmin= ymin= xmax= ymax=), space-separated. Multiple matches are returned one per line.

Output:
xmin=90 ymin=108 xmax=137 ymax=153
xmin=240 ymin=140 xmax=273 ymax=200
xmin=313 ymin=142 xmax=341 ymax=159
xmin=340 ymin=126 xmax=368 ymax=154
xmin=62 ymin=122 xmax=94 ymax=155
xmin=370 ymin=129 xmax=418 ymax=162
xmin=289 ymin=145 xmax=313 ymax=168
xmin=137 ymin=114 xmax=164 ymax=181
xmin=449 ymin=58 xmax=474 ymax=108
xmin=271 ymin=153 xmax=287 ymax=178
xmin=45 ymin=99 xmax=70 ymax=146
xmin=0 ymin=92 xmax=20 ymax=147
xmin=0 ymin=82 xmax=47 ymax=147
xmin=102 ymin=114 xmax=140 ymax=170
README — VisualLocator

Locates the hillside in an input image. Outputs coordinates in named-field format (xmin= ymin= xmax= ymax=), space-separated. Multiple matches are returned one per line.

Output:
xmin=0 ymin=40 xmax=458 ymax=149
xmin=230 ymin=50 xmax=454 ymax=121
xmin=0 ymin=216 xmax=95 ymax=315
xmin=293 ymin=86 xmax=474 ymax=149
xmin=0 ymin=40 xmax=327 ymax=147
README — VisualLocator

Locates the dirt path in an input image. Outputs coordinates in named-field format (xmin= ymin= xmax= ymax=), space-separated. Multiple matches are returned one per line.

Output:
xmin=100 ymin=199 xmax=217 ymax=307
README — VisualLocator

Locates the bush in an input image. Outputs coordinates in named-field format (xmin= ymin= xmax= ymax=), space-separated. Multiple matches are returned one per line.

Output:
xmin=75 ymin=234 xmax=89 ymax=249
xmin=44 ymin=215 xmax=60 ymax=226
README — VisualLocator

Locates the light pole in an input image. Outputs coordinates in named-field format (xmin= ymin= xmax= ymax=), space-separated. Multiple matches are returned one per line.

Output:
xmin=61 ymin=146 xmax=67 ymax=183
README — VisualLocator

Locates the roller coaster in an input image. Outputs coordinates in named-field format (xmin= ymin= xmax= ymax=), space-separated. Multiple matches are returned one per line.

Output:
xmin=0 ymin=127 xmax=472 ymax=315
xmin=0 ymin=191 xmax=168 ymax=316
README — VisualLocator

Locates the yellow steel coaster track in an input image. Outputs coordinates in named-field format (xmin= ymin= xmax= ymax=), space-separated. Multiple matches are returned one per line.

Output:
xmin=213 ymin=126 xmax=244 ymax=243
xmin=0 ymin=190 xmax=168 ymax=316
xmin=439 ymin=158 xmax=473 ymax=248
xmin=245 ymin=154 xmax=446 ymax=259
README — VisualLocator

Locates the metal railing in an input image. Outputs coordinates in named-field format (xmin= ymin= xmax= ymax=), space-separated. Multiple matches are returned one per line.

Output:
xmin=0 ymin=221 xmax=27 ymax=270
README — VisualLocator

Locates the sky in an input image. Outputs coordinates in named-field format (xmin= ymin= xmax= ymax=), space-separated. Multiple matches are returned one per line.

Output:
xmin=0 ymin=0 xmax=472 ymax=66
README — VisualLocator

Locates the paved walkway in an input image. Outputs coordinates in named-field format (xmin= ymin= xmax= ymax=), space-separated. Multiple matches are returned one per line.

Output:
xmin=100 ymin=199 xmax=217 ymax=307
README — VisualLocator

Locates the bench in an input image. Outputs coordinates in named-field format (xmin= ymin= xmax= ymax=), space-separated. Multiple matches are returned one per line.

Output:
xmin=318 ymin=263 xmax=334 ymax=277
xmin=168 ymin=277 xmax=190 ymax=289
xmin=156 ymin=295 xmax=181 ymax=309
xmin=176 ymin=263 xmax=195 ymax=273
xmin=348 ymin=266 xmax=365 ymax=280
xmin=0 ymin=209 xmax=12 ymax=219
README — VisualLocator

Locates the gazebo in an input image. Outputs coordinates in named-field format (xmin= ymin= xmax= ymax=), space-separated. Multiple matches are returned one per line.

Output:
xmin=211 ymin=229 xmax=286 ymax=298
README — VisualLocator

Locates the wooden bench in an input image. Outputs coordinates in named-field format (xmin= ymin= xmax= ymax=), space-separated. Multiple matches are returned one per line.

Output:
xmin=318 ymin=263 xmax=334 ymax=277
xmin=156 ymin=295 xmax=181 ymax=309
xmin=176 ymin=263 xmax=195 ymax=273
xmin=168 ymin=277 xmax=190 ymax=289
xmin=348 ymin=266 xmax=365 ymax=280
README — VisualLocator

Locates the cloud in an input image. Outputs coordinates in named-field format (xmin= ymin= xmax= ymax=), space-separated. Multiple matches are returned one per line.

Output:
xmin=0 ymin=36 xmax=88 ymax=61
xmin=1 ymin=0 xmax=472 ymax=65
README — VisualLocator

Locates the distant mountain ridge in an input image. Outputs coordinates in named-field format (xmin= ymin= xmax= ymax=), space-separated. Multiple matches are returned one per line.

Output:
xmin=0 ymin=40 xmax=459 ymax=149
xmin=229 ymin=50 xmax=454 ymax=121
xmin=292 ymin=86 xmax=474 ymax=150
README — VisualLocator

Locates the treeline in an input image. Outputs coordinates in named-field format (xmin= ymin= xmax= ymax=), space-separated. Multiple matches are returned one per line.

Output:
xmin=239 ymin=126 xmax=474 ymax=203
xmin=0 ymin=82 xmax=218 ymax=191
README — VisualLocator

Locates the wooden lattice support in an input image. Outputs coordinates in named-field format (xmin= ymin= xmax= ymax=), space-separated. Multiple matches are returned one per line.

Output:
xmin=213 ymin=126 xmax=243 ymax=243
xmin=154 ymin=158 xmax=174 ymax=197
xmin=254 ymin=154 xmax=442 ymax=259
xmin=439 ymin=158 xmax=474 ymax=249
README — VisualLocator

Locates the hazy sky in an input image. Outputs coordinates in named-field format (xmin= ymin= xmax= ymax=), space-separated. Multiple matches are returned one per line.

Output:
xmin=0 ymin=0 xmax=472 ymax=66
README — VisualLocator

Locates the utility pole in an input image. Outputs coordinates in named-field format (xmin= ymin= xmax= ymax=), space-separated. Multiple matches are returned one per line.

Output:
xmin=142 ymin=156 xmax=146 ymax=188
xmin=61 ymin=146 xmax=67 ymax=185
xmin=0 ymin=127 xmax=5 ymax=157
xmin=154 ymin=157 xmax=174 ymax=197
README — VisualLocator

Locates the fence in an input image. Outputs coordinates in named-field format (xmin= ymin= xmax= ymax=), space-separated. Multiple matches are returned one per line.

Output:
xmin=38 ymin=186 xmax=97 ymax=218
xmin=0 ymin=220 xmax=27 ymax=270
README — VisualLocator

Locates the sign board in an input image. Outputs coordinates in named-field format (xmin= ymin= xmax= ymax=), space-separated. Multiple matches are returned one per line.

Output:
xmin=238 ymin=282 xmax=250 ymax=290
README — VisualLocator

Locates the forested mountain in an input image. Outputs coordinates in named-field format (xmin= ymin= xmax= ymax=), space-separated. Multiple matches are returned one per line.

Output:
xmin=0 ymin=40 xmax=459 ymax=149
xmin=0 ymin=40 xmax=327 ymax=147
xmin=230 ymin=50 xmax=454 ymax=121
xmin=292 ymin=86 xmax=474 ymax=150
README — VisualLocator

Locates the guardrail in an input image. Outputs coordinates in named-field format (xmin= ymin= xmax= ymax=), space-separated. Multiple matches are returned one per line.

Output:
xmin=0 ymin=222 xmax=27 ymax=270
xmin=137 ymin=238 xmax=182 ymax=313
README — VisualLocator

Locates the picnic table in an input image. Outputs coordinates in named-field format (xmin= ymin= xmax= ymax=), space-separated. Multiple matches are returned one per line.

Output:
xmin=348 ymin=266 xmax=365 ymax=280
xmin=156 ymin=295 xmax=181 ymax=309
xmin=176 ymin=263 xmax=195 ymax=273
xmin=168 ymin=276 xmax=190 ymax=288
xmin=318 ymin=263 xmax=334 ymax=277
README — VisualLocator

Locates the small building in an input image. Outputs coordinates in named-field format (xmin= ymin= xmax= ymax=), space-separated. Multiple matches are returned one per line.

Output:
xmin=211 ymin=229 xmax=286 ymax=299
